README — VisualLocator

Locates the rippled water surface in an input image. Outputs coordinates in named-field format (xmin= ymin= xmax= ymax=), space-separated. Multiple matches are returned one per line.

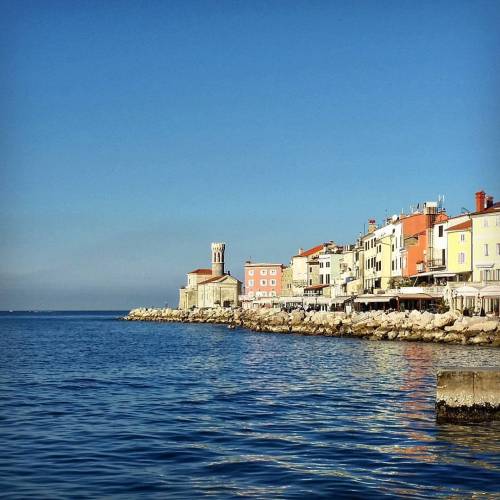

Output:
xmin=1 ymin=311 xmax=499 ymax=498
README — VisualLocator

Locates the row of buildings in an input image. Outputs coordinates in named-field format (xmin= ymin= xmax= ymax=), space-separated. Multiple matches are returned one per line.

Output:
xmin=179 ymin=191 xmax=500 ymax=315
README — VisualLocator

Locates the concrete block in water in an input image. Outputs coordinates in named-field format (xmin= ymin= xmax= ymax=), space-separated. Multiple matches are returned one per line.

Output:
xmin=436 ymin=368 xmax=500 ymax=423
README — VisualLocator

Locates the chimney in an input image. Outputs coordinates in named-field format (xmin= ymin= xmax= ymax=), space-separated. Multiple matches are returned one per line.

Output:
xmin=475 ymin=191 xmax=486 ymax=212
xmin=368 ymin=219 xmax=377 ymax=234
xmin=486 ymin=195 xmax=494 ymax=209
xmin=298 ymin=248 xmax=304 ymax=255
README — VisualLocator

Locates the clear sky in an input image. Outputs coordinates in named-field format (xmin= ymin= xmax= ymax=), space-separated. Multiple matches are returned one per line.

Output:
xmin=1 ymin=0 xmax=499 ymax=310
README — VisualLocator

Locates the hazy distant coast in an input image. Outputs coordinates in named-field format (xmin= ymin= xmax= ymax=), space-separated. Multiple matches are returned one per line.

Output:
xmin=124 ymin=308 xmax=500 ymax=347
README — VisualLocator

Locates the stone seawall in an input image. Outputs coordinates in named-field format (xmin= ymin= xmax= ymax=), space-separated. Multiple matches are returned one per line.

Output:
xmin=123 ymin=308 xmax=500 ymax=346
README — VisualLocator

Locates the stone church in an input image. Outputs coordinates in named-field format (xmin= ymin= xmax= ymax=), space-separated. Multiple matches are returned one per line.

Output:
xmin=178 ymin=242 xmax=242 ymax=310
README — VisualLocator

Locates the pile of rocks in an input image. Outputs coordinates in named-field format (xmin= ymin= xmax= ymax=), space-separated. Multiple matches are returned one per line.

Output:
xmin=123 ymin=307 xmax=500 ymax=346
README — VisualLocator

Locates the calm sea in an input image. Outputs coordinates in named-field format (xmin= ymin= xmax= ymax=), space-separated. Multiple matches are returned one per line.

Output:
xmin=1 ymin=311 xmax=499 ymax=498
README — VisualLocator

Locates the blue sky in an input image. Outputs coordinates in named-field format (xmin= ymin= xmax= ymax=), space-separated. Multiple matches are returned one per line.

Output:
xmin=1 ymin=0 xmax=499 ymax=309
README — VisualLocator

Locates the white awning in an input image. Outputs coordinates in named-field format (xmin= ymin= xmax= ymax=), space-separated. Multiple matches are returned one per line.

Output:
xmin=331 ymin=296 xmax=351 ymax=304
xmin=303 ymin=297 xmax=331 ymax=305
xmin=354 ymin=295 xmax=396 ymax=303
xmin=278 ymin=297 xmax=303 ymax=303
xmin=454 ymin=286 xmax=480 ymax=297
xmin=479 ymin=285 xmax=500 ymax=298
xmin=433 ymin=272 xmax=458 ymax=278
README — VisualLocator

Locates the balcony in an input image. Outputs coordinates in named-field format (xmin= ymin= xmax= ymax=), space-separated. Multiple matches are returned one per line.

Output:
xmin=428 ymin=258 xmax=446 ymax=269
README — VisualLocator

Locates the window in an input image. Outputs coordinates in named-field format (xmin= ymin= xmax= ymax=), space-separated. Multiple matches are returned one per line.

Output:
xmin=391 ymin=260 xmax=395 ymax=271
xmin=248 ymin=279 xmax=254 ymax=286
xmin=326 ymin=261 xmax=330 ymax=267
xmin=484 ymin=217 xmax=489 ymax=227
xmin=481 ymin=270 xmax=491 ymax=281
xmin=495 ymin=269 xmax=500 ymax=280
xmin=497 ymin=215 xmax=500 ymax=226
xmin=438 ymin=225 xmax=443 ymax=237
xmin=320 ymin=275 xmax=324 ymax=284
xmin=309 ymin=279 xmax=312 ymax=285
xmin=270 ymin=269 xmax=277 ymax=276
xmin=260 ymin=269 xmax=267 ymax=275
xmin=460 ymin=233 xmax=465 ymax=243
xmin=270 ymin=279 xmax=276 ymax=286
xmin=458 ymin=252 xmax=465 ymax=265
xmin=377 ymin=245 xmax=381 ymax=253
xmin=442 ymin=248 xmax=446 ymax=266
xmin=484 ymin=244 xmax=489 ymax=256
xmin=497 ymin=243 xmax=500 ymax=256
xmin=320 ymin=262 xmax=323 ymax=268
xmin=260 ymin=279 xmax=267 ymax=286
xmin=309 ymin=267 xmax=313 ymax=273
xmin=248 ymin=270 xmax=254 ymax=276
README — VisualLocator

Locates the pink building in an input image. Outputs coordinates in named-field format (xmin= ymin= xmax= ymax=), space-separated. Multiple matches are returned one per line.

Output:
xmin=244 ymin=262 xmax=284 ymax=298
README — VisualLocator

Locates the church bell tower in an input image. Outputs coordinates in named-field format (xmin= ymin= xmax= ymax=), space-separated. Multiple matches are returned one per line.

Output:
xmin=211 ymin=242 xmax=225 ymax=277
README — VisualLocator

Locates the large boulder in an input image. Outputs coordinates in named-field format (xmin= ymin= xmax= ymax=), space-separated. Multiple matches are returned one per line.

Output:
xmin=432 ymin=312 xmax=456 ymax=329
xmin=466 ymin=320 xmax=499 ymax=333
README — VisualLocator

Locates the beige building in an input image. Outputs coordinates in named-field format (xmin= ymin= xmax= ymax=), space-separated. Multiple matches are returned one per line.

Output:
xmin=280 ymin=266 xmax=293 ymax=297
xmin=290 ymin=242 xmax=337 ymax=296
xmin=340 ymin=243 xmax=364 ymax=296
xmin=179 ymin=242 xmax=242 ymax=310
xmin=471 ymin=193 xmax=500 ymax=282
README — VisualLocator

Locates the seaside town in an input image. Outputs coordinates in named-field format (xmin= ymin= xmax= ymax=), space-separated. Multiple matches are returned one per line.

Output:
xmin=178 ymin=190 xmax=500 ymax=316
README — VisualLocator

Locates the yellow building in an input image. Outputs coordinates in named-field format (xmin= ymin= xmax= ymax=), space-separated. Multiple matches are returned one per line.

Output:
xmin=472 ymin=202 xmax=500 ymax=282
xmin=446 ymin=219 xmax=472 ymax=281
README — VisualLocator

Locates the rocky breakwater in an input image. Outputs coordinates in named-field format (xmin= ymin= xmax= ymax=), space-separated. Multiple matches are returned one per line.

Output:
xmin=124 ymin=308 xmax=500 ymax=346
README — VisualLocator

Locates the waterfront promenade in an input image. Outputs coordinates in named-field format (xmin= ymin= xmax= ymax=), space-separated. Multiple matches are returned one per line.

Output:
xmin=125 ymin=307 xmax=500 ymax=346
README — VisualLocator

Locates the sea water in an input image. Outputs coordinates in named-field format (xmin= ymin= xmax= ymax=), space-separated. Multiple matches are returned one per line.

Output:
xmin=1 ymin=311 xmax=499 ymax=498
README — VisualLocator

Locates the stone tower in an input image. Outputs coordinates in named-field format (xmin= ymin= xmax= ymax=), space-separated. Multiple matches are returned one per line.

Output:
xmin=211 ymin=242 xmax=225 ymax=277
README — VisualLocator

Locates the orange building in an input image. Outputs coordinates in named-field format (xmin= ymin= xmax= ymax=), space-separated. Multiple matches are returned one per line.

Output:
xmin=401 ymin=203 xmax=448 ymax=277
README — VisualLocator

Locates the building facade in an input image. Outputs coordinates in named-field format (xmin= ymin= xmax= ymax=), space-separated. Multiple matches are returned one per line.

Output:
xmin=179 ymin=242 xmax=242 ymax=310
xmin=244 ymin=262 xmax=284 ymax=298
xmin=446 ymin=219 xmax=472 ymax=281
xmin=471 ymin=192 xmax=500 ymax=282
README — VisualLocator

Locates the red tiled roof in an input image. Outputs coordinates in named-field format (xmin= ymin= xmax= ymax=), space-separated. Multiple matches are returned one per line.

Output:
xmin=296 ymin=244 xmax=324 ymax=257
xmin=188 ymin=268 xmax=212 ymax=275
xmin=199 ymin=274 xmax=242 ymax=285
xmin=304 ymin=284 xmax=329 ymax=290
xmin=198 ymin=275 xmax=224 ymax=285
xmin=446 ymin=220 xmax=472 ymax=232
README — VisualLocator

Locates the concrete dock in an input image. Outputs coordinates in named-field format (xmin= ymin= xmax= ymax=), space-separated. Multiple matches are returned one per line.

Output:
xmin=436 ymin=368 xmax=500 ymax=423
